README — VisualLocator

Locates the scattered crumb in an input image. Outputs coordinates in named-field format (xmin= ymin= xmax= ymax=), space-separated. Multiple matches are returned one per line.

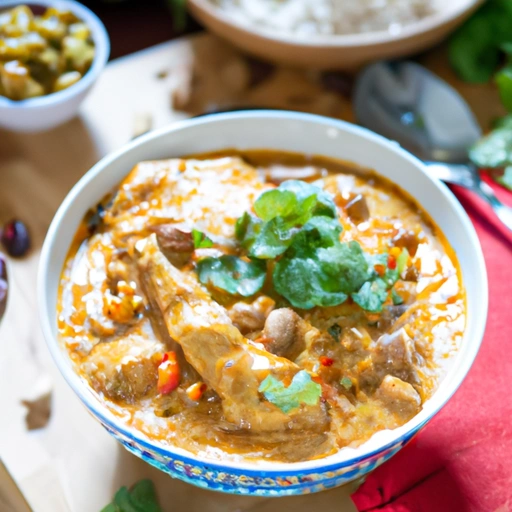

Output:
xmin=21 ymin=391 xmax=52 ymax=430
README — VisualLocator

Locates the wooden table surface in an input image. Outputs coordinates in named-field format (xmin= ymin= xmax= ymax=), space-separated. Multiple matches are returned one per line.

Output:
xmin=0 ymin=32 xmax=506 ymax=511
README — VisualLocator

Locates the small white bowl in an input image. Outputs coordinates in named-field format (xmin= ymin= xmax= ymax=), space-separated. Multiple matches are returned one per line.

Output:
xmin=188 ymin=0 xmax=483 ymax=69
xmin=39 ymin=111 xmax=487 ymax=495
xmin=0 ymin=0 xmax=110 ymax=132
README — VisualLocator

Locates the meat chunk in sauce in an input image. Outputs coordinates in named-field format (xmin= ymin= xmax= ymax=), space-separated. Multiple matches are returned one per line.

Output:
xmin=83 ymin=324 xmax=165 ymax=403
xmin=136 ymin=234 xmax=330 ymax=434
xmin=261 ymin=308 xmax=307 ymax=361
xmin=371 ymin=328 xmax=420 ymax=387
xmin=376 ymin=375 xmax=421 ymax=420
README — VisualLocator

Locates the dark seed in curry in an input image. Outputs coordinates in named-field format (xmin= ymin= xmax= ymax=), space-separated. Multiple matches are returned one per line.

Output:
xmin=1 ymin=220 xmax=30 ymax=258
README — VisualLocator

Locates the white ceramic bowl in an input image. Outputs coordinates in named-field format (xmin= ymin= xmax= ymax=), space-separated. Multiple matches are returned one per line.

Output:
xmin=0 ymin=0 xmax=110 ymax=132
xmin=39 ymin=111 xmax=487 ymax=495
xmin=188 ymin=0 xmax=483 ymax=69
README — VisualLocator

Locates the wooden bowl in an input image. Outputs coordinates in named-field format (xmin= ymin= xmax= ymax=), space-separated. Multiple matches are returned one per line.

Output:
xmin=188 ymin=0 xmax=483 ymax=70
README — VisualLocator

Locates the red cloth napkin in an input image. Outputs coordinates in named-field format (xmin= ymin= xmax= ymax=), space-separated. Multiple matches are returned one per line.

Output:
xmin=352 ymin=176 xmax=512 ymax=512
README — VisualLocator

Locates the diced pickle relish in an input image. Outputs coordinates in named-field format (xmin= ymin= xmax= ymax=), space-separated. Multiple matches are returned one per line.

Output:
xmin=0 ymin=5 xmax=95 ymax=100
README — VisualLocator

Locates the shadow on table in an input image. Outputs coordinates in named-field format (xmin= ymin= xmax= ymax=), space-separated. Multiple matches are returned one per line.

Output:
xmin=110 ymin=445 xmax=358 ymax=512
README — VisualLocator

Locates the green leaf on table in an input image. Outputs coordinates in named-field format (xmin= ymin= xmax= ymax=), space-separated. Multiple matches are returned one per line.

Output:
xmin=496 ymin=64 xmax=512 ymax=112
xmin=101 ymin=480 xmax=162 ymax=512
xmin=197 ymin=255 xmax=267 ymax=297
xmin=258 ymin=370 xmax=322 ymax=413
xmin=448 ymin=0 xmax=512 ymax=83
xmin=192 ymin=229 xmax=213 ymax=249
xmin=469 ymin=123 xmax=512 ymax=169
xmin=167 ymin=0 xmax=187 ymax=32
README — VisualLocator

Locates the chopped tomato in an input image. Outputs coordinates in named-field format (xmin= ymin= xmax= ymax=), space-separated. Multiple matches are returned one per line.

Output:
xmin=387 ymin=255 xmax=397 ymax=270
xmin=319 ymin=356 xmax=334 ymax=367
xmin=186 ymin=382 xmax=207 ymax=401
xmin=157 ymin=351 xmax=180 ymax=394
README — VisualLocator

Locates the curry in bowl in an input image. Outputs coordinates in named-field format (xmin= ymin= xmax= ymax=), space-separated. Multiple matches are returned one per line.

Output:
xmin=57 ymin=151 xmax=464 ymax=463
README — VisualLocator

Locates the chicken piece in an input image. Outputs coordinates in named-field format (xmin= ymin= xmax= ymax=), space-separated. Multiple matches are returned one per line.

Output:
xmin=371 ymin=328 xmax=420 ymax=387
xmin=103 ymin=157 xmax=271 ymax=243
xmin=136 ymin=234 xmax=330 ymax=433
xmin=83 ymin=323 xmax=165 ymax=403
xmin=375 ymin=375 xmax=421 ymax=420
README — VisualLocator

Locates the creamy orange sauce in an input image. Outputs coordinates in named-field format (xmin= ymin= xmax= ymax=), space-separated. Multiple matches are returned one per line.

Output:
xmin=57 ymin=150 xmax=465 ymax=463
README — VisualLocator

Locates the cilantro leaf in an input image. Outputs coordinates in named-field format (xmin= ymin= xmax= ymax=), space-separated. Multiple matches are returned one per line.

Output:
xmin=248 ymin=217 xmax=299 ymax=259
xmin=496 ymin=64 xmax=512 ymax=112
xmin=391 ymin=288 xmax=404 ymax=305
xmin=254 ymin=189 xmax=298 ymax=221
xmin=235 ymin=212 xmax=263 ymax=247
xmin=238 ymin=181 xmax=339 ymax=260
xmin=352 ymin=278 xmax=389 ymax=313
xmin=192 ymin=229 xmax=213 ymax=249
xmin=101 ymin=480 xmax=162 ymax=512
xmin=197 ymin=256 xmax=267 ymax=297
xmin=258 ymin=370 xmax=322 ymax=413
xmin=328 ymin=323 xmax=342 ymax=342
xmin=279 ymin=180 xmax=337 ymax=219
xmin=274 ymin=237 xmax=368 ymax=310
xmin=340 ymin=377 xmax=353 ymax=390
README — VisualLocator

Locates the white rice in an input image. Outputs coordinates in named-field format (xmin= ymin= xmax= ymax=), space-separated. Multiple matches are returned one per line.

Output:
xmin=209 ymin=0 xmax=435 ymax=37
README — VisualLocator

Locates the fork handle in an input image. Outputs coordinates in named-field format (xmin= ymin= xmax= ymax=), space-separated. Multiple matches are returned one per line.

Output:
xmin=475 ymin=180 xmax=512 ymax=232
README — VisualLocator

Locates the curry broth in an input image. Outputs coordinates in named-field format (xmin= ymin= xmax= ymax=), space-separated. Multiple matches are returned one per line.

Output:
xmin=57 ymin=150 xmax=465 ymax=463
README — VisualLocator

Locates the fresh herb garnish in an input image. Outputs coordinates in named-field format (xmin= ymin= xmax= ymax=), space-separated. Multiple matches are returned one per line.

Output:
xmin=470 ymin=118 xmax=512 ymax=169
xmin=449 ymin=0 xmax=512 ymax=84
xmin=328 ymin=323 xmax=342 ymax=342
xmin=274 ymin=235 xmax=368 ymax=309
xmin=449 ymin=3 xmax=512 ymax=190
xmin=391 ymin=288 xmax=404 ymax=306
xmin=197 ymin=255 xmax=267 ymax=297
xmin=237 ymin=180 xmax=338 ymax=260
xmin=340 ymin=377 xmax=353 ymax=390
xmin=496 ymin=44 xmax=512 ymax=112
xmin=101 ymin=480 xmax=162 ymax=512
xmin=196 ymin=180 xmax=408 ymax=312
xmin=352 ymin=278 xmax=389 ymax=313
xmin=192 ymin=229 xmax=213 ymax=249
xmin=258 ymin=370 xmax=322 ymax=413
